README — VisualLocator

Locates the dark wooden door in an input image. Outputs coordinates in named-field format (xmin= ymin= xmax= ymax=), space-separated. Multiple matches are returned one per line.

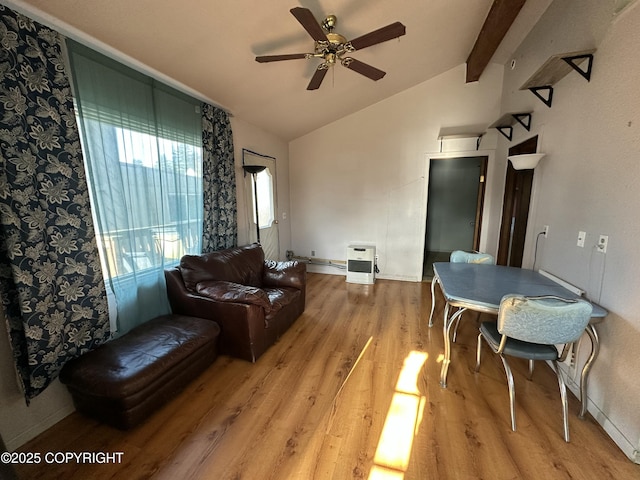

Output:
xmin=497 ymin=136 xmax=538 ymax=267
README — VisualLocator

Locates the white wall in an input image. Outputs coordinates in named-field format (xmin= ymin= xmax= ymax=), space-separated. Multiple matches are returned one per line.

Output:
xmin=231 ymin=117 xmax=292 ymax=259
xmin=289 ymin=63 xmax=504 ymax=281
xmin=499 ymin=0 xmax=640 ymax=461
xmin=0 ymin=310 xmax=76 ymax=451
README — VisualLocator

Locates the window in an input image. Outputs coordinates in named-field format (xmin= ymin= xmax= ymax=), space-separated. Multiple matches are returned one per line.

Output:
xmin=67 ymin=41 xmax=203 ymax=333
xmin=252 ymin=168 xmax=275 ymax=229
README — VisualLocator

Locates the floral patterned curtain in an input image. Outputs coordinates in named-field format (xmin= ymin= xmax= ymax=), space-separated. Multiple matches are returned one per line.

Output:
xmin=0 ymin=5 xmax=110 ymax=401
xmin=201 ymin=104 xmax=237 ymax=252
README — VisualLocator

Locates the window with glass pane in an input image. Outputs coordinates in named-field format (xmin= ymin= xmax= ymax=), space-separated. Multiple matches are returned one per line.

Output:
xmin=67 ymin=41 xmax=203 ymax=333
xmin=252 ymin=169 xmax=275 ymax=229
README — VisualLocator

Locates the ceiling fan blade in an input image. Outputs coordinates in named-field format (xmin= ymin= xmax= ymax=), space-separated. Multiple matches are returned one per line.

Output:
xmin=307 ymin=67 xmax=328 ymax=90
xmin=348 ymin=21 xmax=406 ymax=51
xmin=255 ymin=53 xmax=308 ymax=63
xmin=290 ymin=7 xmax=327 ymax=42
xmin=343 ymin=58 xmax=386 ymax=81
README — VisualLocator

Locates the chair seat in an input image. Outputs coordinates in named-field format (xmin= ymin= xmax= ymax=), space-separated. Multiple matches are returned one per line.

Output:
xmin=479 ymin=322 xmax=559 ymax=361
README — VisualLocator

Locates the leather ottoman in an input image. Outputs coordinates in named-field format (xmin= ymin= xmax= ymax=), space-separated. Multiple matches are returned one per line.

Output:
xmin=60 ymin=314 xmax=220 ymax=429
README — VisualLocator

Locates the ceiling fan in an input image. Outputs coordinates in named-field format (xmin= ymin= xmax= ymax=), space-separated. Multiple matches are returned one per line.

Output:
xmin=255 ymin=7 xmax=406 ymax=90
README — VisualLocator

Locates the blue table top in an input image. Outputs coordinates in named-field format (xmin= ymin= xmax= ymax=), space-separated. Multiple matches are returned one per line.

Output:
xmin=433 ymin=262 xmax=607 ymax=318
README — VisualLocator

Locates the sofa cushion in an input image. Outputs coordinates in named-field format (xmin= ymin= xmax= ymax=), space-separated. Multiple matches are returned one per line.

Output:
xmin=196 ymin=280 xmax=272 ymax=313
xmin=180 ymin=244 xmax=264 ymax=291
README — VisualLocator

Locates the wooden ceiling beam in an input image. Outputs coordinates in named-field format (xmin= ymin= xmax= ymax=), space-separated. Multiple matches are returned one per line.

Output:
xmin=465 ymin=0 xmax=526 ymax=83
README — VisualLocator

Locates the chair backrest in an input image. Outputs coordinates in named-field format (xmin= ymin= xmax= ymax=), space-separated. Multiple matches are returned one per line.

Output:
xmin=450 ymin=250 xmax=495 ymax=265
xmin=498 ymin=294 xmax=593 ymax=345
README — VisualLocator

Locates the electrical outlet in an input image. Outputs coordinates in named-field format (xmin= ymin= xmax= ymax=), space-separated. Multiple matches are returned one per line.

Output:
xmin=577 ymin=231 xmax=586 ymax=248
xmin=597 ymin=235 xmax=608 ymax=253
xmin=311 ymin=250 xmax=316 ymax=257
xmin=543 ymin=225 xmax=549 ymax=237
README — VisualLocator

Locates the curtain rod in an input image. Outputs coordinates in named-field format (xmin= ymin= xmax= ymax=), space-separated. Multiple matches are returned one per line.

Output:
xmin=242 ymin=148 xmax=276 ymax=161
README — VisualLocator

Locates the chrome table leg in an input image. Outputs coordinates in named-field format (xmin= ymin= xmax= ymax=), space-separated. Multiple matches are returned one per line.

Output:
xmin=440 ymin=306 xmax=466 ymax=388
xmin=579 ymin=324 xmax=599 ymax=418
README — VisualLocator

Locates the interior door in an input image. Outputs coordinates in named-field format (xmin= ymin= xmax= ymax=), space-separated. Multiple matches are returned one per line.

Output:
xmin=497 ymin=136 xmax=538 ymax=266
xmin=243 ymin=153 xmax=279 ymax=261
xmin=424 ymin=156 xmax=487 ymax=277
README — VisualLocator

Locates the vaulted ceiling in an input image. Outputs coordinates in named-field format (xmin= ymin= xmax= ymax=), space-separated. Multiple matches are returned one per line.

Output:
xmin=11 ymin=0 xmax=552 ymax=141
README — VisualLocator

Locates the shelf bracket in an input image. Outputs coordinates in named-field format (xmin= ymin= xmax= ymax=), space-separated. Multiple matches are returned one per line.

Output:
xmin=495 ymin=126 xmax=513 ymax=141
xmin=512 ymin=113 xmax=532 ymax=131
xmin=529 ymin=86 xmax=554 ymax=108
xmin=490 ymin=112 xmax=532 ymax=141
xmin=562 ymin=53 xmax=594 ymax=82
xmin=520 ymin=49 xmax=595 ymax=109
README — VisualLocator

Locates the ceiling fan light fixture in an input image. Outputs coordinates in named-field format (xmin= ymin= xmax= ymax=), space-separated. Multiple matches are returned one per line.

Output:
xmin=255 ymin=7 xmax=406 ymax=90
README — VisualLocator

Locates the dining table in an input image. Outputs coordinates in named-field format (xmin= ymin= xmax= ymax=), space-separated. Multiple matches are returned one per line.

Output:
xmin=428 ymin=262 xmax=607 ymax=418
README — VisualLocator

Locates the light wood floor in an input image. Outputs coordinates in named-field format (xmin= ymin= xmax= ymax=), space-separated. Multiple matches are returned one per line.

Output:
xmin=15 ymin=273 xmax=639 ymax=479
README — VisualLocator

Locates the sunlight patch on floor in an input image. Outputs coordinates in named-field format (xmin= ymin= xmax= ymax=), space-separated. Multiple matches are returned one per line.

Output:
xmin=369 ymin=351 xmax=428 ymax=479
xmin=368 ymin=465 xmax=406 ymax=480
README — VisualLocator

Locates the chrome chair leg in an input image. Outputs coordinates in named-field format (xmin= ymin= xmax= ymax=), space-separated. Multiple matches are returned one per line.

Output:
xmin=452 ymin=310 xmax=463 ymax=342
xmin=552 ymin=360 xmax=570 ymax=442
xmin=475 ymin=332 xmax=483 ymax=371
xmin=527 ymin=359 xmax=535 ymax=380
xmin=453 ymin=310 xmax=482 ymax=343
xmin=499 ymin=354 xmax=517 ymax=432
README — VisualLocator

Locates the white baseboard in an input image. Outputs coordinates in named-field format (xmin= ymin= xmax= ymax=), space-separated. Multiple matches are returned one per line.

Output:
xmin=6 ymin=405 xmax=74 ymax=452
xmin=559 ymin=364 xmax=638 ymax=463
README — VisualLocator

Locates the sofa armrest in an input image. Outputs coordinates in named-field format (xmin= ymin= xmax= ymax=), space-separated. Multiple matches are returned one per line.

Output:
xmin=263 ymin=260 xmax=306 ymax=290
xmin=196 ymin=280 xmax=272 ymax=313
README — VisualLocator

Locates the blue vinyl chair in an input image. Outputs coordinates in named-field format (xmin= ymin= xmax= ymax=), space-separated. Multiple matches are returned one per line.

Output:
xmin=448 ymin=251 xmax=495 ymax=341
xmin=449 ymin=250 xmax=495 ymax=265
xmin=428 ymin=250 xmax=495 ymax=332
xmin=475 ymin=294 xmax=593 ymax=442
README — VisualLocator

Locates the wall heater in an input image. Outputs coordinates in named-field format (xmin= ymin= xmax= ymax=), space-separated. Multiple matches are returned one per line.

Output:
xmin=346 ymin=245 xmax=376 ymax=284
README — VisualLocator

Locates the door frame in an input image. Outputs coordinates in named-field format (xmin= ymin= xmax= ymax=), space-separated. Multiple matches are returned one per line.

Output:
xmin=421 ymin=150 xmax=491 ymax=272
xmin=241 ymin=148 xmax=279 ymax=260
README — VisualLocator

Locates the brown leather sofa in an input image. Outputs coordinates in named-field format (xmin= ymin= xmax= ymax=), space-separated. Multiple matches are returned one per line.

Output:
xmin=165 ymin=243 xmax=306 ymax=362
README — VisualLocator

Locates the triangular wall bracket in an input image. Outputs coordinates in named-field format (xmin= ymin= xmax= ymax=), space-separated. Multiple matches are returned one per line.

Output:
xmin=529 ymin=86 xmax=554 ymax=108
xmin=512 ymin=113 xmax=532 ymax=131
xmin=562 ymin=53 xmax=594 ymax=82
xmin=490 ymin=112 xmax=533 ymax=141
xmin=495 ymin=126 xmax=513 ymax=141
xmin=519 ymin=49 xmax=595 ymax=109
